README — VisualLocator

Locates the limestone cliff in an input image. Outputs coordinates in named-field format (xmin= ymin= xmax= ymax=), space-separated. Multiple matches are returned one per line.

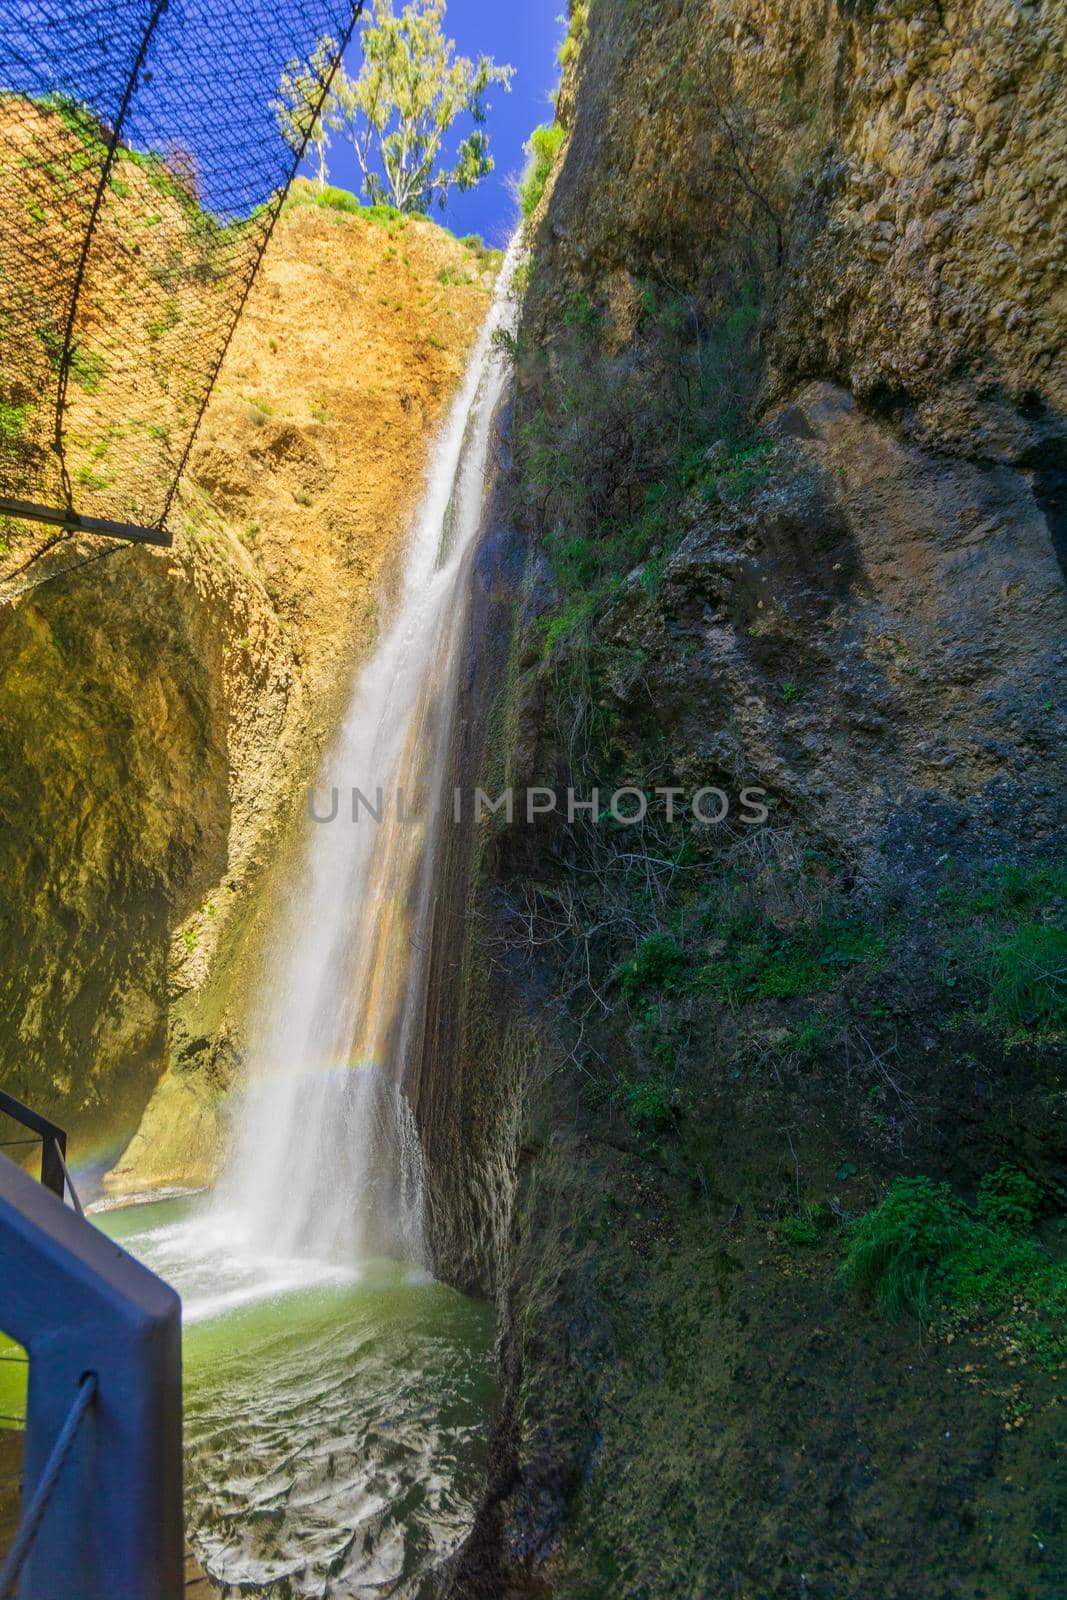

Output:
xmin=0 ymin=140 xmax=498 ymax=1184
xmin=421 ymin=3 xmax=1067 ymax=1596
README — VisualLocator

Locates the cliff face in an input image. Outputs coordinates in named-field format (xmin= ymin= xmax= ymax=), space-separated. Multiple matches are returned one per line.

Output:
xmin=424 ymin=3 xmax=1067 ymax=1596
xmin=0 ymin=145 xmax=497 ymax=1181
xmin=549 ymin=0 xmax=1065 ymax=456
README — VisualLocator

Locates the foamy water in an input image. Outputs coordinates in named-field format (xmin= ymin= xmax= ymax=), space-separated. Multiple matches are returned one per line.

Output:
xmin=99 ymin=1197 xmax=493 ymax=1597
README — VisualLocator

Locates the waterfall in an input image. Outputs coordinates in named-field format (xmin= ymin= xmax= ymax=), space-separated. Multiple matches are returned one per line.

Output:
xmin=216 ymin=239 xmax=521 ymax=1269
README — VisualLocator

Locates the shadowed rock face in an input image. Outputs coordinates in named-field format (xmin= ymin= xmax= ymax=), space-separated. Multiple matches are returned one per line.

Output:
xmin=413 ymin=3 xmax=1067 ymax=1596
xmin=0 ymin=188 xmax=498 ymax=1174
xmin=629 ymin=380 xmax=1066 ymax=867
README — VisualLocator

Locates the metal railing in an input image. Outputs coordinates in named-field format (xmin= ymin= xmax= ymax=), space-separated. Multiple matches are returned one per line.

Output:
xmin=0 ymin=1374 xmax=96 ymax=1597
xmin=0 ymin=1105 xmax=183 ymax=1599
xmin=0 ymin=1092 xmax=82 ymax=1217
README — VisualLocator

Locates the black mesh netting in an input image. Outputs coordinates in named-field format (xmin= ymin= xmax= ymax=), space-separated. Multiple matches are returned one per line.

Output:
xmin=0 ymin=0 xmax=362 ymax=578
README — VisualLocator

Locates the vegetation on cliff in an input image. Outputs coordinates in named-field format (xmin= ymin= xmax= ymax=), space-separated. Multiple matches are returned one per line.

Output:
xmin=435 ymin=1 xmax=1067 ymax=1596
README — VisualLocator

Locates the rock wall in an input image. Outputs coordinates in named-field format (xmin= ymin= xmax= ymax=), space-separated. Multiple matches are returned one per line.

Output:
xmin=546 ymin=0 xmax=1065 ymax=457
xmin=422 ymin=2 xmax=1067 ymax=1595
xmin=0 ymin=169 xmax=498 ymax=1182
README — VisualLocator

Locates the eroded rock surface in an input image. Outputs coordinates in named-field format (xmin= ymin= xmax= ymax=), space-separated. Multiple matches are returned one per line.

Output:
xmin=0 ymin=189 xmax=496 ymax=1181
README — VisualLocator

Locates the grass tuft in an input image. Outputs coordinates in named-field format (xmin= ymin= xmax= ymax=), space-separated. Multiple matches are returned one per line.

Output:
xmin=519 ymin=122 xmax=566 ymax=219
xmin=840 ymin=1171 xmax=1066 ymax=1366
xmin=838 ymin=1176 xmax=972 ymax=1321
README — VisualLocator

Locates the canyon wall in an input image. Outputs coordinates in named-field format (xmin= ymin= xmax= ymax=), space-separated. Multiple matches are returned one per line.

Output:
xmin=0 ymin=136 xmax=498 ymax=1183
xmin=425 ymin=2 xmax=1067 ymax=1595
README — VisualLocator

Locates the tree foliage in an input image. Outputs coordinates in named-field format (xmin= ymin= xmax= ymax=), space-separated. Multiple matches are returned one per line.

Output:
xmin=334 ymin=0 xmax=513 ymax=213
xmin=272 ymin=36 xmax=346 ymax=191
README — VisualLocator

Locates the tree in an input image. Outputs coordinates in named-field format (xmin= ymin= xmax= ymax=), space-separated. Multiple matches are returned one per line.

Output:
xmin=272 ymin=36 xmax=345 ymax=191
xmin=336 ymin=0 xmax=513 ymax=214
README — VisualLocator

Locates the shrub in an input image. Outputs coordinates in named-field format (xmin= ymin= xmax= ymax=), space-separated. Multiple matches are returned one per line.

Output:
xmin=622 ymin=1076 xmax=675 ymax=1134
xmin=69 ymin=346 xmax=106 ymax=393
xmin=0 ymin=401 xmax=29 ymax=452
xmin=619 ymin=933 xmax=687 ymax=998
xmin=460 ymin=233 xmax=502 ymax=271
xmin=286 ymin=182 xmax=430 ymax=227
xmin=786 ymin=1016 xmax=824 ymax=1062
xmin=39 ymin=92 xmax=108 ymax=156
xmin=987 ymin=923 xmax=1067 ymax=1033
xmin=697 ymin=913 xmax=885 ymax=1005
xmin=838 ymin=1177 xmax=972 ymax=1321
xmin=840 ymin=1172 xmax=1066 ymax=1365
xmin=976 ymin=1165 xmax=1042 ymax=1233
xmin=519 ymin=122 xmax=566 ymax=219
xmin=780 ymin=1210 xmax=821 ymax=1246
xmin=937 ymin=859 xmax=1067 ymax=1036
xmin=305 ymin=182 xmax=363 ymax=215
xmin=558 ymin=1 xmax=590 ymax=68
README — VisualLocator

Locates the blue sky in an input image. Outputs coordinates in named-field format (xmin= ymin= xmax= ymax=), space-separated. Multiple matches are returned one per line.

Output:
xmin=2 ymin=0 xmax=561 ymax=241
xmin=310 ymin=1 xmax=563 ymax=245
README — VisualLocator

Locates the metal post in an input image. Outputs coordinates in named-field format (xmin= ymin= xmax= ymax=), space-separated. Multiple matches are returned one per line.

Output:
xmin=0 ymin=1155 xmax=183 ymax=1600
xmin=38 ymin=1137 xmax=65 ymax=1209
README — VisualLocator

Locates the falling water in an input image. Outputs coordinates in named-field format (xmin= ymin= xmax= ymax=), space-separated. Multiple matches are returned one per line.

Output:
xmin=216 ymin=237 xmax=522 ymax=1269
xmin=81 ymin=242 xmax=521 ymax=1597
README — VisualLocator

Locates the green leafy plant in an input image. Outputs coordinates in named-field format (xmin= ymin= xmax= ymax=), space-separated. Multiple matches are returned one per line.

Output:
xmin=621 ymin=1075 xmax=675 ymax=1135
xmin=987 ymin=923 xmax=1067 ymax=1033
xmin=0 ymin=400 xmax=30 ymax=453
xmin=937 ymin=861 xmax=1067 ymax=1036
xmin=147 ymin=298 xmax=181 ymax=340
xmin=838 ymin=1176 xmax=973 ymax=1321
xmin=519 ymin=121 xmax=566 ymax=218
xmin=780 ymin=1209 xmax=821 ymax=1246
xmin=557 ymin=0 xmax=590 ymax=68
xmin=697 ymin=912 xmax=885 ymax=1004
xmin=786 ymin=1015 xmax=824 ymax=1062
xmin=619 ymin=933 xmax=687 ymax=998
xmin=840 ymin=1172 xmax=1066 ymax=1366
xmin=458 ymin=231 xmax=502 ymax=270
xmin=976 ymin=1166 xmax=1042 ymax=1233
xmin=70 ymin=347 xmax=106 ymax=392
xmin=39 ymin=93 xmax=109 ymax=157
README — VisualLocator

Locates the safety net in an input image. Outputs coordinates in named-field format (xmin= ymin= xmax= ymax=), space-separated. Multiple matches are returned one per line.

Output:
xmin=0 ymin=0 xmax=362 ymax=576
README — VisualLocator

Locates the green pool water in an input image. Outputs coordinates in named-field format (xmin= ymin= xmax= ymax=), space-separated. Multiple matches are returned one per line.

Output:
xmin=3 ymin=1195 xmax=496 ymax=1597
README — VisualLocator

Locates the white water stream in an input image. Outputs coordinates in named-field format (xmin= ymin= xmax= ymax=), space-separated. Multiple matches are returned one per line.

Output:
xmin=134 ymin=237 xmax=521 ymax=1313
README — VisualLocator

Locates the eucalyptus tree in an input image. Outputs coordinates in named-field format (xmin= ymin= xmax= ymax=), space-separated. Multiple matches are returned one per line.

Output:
xmin=272 ymin=35 xmax=346 ymax=190
xmin=337 ymin=0 xmax=514 ymax=213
